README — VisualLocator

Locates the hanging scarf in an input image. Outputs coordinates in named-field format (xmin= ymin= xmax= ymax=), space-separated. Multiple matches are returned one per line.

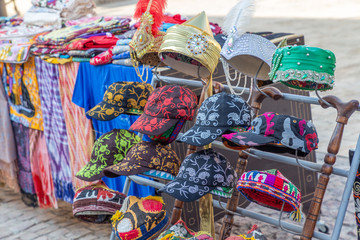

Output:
xmin=58 ymin=62 xmax=95 ymax=189
xmin=29 ymin=129 xmax=58 ymax=208
xmin=11 ymin=121 xmax=38 ymax=207
xmin=35 ymin=57 xmax=74 ymax=203
xmin=0 ymin=63 xmax=18 ymax=192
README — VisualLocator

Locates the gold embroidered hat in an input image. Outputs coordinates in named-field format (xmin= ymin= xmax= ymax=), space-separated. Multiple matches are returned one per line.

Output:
xmin=159 ymin=11 xmax=221 ymax=79
xmin=86 ymin=82 xmax=153 ymax=121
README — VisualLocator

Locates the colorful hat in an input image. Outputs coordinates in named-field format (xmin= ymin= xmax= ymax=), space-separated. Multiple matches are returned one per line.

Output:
xmin=156 ymin=220 xmax=213 ymax=240
xmin=148 ymin=119 xmax=185 ymax=144
xmin=76 ymin=129 xmax=141 ymax=181
xmin=237 ymin=169 xmax=302 ymax=222
xmin=222 ymin=112 xmax=318 ymax=156
xmin=160 ymin=149 xmax=236 ymax=202
xmin=221 ymin=126 xmax=251 ymax=151
xmin=130 ymin=85 xmax=198 ymax=135
xmin=269 ymin=45 xmax=336 ymax=91
xmin=72 ymin=181 xmax=127 ymax=223
xmin=221 ymin=33 xmax=276 ymax=81
xmin=103 ymin=141 xmax=180 ymax=181
xmin=177 ymin=92 xmax=252 ymax=146
xmin=159 ymin=11 xmax=221 ymax=79
xmin=111 ymin=196 xmax=169 ymax=240
xmin=86 ymin=82 xmax=153 ymax=121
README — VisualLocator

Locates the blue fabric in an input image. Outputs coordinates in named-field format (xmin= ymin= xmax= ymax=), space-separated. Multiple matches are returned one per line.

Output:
xmin=112 ymin=51 xmax=130 ymax=60
xmin=72 ymin=62 xmax=154 ymax=197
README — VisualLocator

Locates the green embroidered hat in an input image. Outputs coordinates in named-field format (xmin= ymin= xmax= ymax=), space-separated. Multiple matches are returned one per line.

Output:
xmin=76 ymin=129 xmax=140 ymax=181
xmin=269 ymin=45 xmax=336 ymax=91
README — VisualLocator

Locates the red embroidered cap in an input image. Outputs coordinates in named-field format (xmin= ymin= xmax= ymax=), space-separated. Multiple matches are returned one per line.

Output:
xmin=130 ymin=85 xmax=198 ymax=135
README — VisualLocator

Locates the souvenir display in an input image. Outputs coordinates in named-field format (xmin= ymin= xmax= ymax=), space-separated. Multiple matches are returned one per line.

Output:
xmin=103 ymin=141 xmax=180 ymax=181
xmin=177 ymin=92 xmax=252 ymax=146
xmin=111 ymin=196 xmax=169 ymax=240
xmin=76 ymin=129 xmax=140 ymax=181
xmin=222 ymin=112 xmax=318 ymax=156
xmin=159 ymin=11 xmax=221 ymax=80
xmin=269 ymin=45 xmax=336 ymax=91
xmin=130 ymin=85 xmax=198 ymax=136
xmin=72 ymin=181 xmax=126 ymax=223
xmin=237 ymin=169 xmax=302 ymax=222
xmin=86 ymin=82 xmax=153 ymax=121
xmin=160 ymin=149 xmax=237 ymax=201
xmin=156 ymin=220 xmax=213 ymax=240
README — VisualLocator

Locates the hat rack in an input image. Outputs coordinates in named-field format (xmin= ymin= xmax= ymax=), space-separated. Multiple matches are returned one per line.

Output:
xmin=107 ymin=70 xmax=360 ymax=240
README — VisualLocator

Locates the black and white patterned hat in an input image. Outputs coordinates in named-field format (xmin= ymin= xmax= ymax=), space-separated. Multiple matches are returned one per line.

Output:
xmin=159 ymin=149 xmax=237 ymax=202
xmin=177 ymin=91 xmax=252 ymax=146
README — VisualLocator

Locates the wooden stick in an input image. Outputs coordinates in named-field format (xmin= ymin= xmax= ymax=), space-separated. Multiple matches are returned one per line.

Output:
xmin=301 ymin=96 xmax=359 ymax=239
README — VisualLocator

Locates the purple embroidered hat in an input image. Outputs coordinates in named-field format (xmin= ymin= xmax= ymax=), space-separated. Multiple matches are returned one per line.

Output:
xmin=222 ymin=112 xmax=318 ymax=156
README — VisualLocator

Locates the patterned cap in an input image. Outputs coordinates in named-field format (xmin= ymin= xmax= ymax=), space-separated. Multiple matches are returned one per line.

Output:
xmin=269 ymin=45 xmax=336 ymax=91
xmin=111 ymin=196 xmax=169 ymax=240
xmin=222 ymin=112 xmax=318 ymax=156
xmin=148 ymin=119 xmax=185 ymax=144
xmin=177 ymin=92 xmax=252 ymax=146
xmin=103 ymin=141 xmax=181 ymax=180
xmin=156 ymin=220 xmax=214 ymax=240
xmin=221 ymin=33 xmax=277 ymax=80
xmin=72 ymin=181 xmax=127 ymax=223
xmin=76 ymin=129 xmax=141 ymax=181
xmin=237 ymin=169 xmax=302 ymax=221
xmin=86 ymin=82 xmax=153 ymax=121
xmin=221 ymin=126 xmax=251 ymax=151
xmin=160 ymin=149 xmax=237 ymax=202
xmin=130 ymin=85 xmax=198 ymax=135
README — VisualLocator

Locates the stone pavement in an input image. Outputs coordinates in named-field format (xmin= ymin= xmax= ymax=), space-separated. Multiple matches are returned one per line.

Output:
xmin=0 ymin=153 xmax=357 ymax=240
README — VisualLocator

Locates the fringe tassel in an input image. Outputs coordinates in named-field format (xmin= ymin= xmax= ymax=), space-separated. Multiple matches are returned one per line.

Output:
xmin=288 ymin=208 xmax=302 ymax=222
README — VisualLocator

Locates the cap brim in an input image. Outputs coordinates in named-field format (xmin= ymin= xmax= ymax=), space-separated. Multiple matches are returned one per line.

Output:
xmin=130 ymin=113 xmax=180 ymax=135
xmin=176 ymin=126 xmax=229 ymax=146
xmin=76 ymin=162 xmax=105 ymax=181
xmin=86 ymin=101 xmax=125 ymax=121
xmin=103 ymin=162 xmax=150 ymax=178
xmin=159 ymin=179 xmax=215 ymax=202
xmin=221 ymin=131 xmax=276 ymax=147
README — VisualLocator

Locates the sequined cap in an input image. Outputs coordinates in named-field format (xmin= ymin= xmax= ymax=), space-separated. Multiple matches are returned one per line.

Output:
xmin=221 ymin=33 xmax=277 ymax=80
xmin=269 ymin=45 xmax=336 ymax=91
xmin=159 ymin=11 xmax=221 ymax=79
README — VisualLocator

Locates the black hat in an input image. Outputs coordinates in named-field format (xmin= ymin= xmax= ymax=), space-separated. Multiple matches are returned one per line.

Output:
xmin=159 ymin=149 xmax=236 ymax=202
xmin=177 ymin=92 xmax=252 ymax=146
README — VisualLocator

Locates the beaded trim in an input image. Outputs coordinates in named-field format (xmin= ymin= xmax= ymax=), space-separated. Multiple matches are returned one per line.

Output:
xmin=272 ymin=69 xmax=334 ymax=90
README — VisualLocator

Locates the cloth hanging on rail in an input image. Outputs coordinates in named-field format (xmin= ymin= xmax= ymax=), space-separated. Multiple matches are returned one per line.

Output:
xmin=35 ymin=57 xmax=74 ymax=203
xmin=58 ymin=62 xmax=95 ymax=189
xmin=0 ymin=64 xmax=18 ymax=192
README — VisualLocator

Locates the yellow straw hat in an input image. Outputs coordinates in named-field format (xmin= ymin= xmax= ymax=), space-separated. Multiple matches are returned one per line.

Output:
xmin=159 ymin=11 xmax=221 ymax=79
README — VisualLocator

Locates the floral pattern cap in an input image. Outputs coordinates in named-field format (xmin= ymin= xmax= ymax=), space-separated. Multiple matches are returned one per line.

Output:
xmin=222 ymin=112 xmax=318 ymax=156
xmin=76 ymin=129 xmax=140 ymax=181
xmin=111 ymin=196 xmax=169 ymax=240
xmin=130 ymin=85 xmax=198 ymax=135
xmin=86 ymin=82 xmax=153 ymax=121
xmin=159 ymin=149 xmax=237 ymax=202
xmin=177 ymin=92 xmax=252 ymax=146
xmin=103 ymin=141 xmax=181 ymax=180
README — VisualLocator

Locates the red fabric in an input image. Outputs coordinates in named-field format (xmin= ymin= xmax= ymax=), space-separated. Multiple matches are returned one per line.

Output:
xmin=66 ymin=36 xmax=119 ymax=51
xmin=90 ymin=47 xmax=114 ymax=66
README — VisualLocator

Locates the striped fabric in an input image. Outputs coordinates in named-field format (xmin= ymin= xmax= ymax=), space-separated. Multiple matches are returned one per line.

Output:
xmin=58 ymin=62 xmax=95 ymax=189
xmin=35 ymin=57 xmax=74 ymax=203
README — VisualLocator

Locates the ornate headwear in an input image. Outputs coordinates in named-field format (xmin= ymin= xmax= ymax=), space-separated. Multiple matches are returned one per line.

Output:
xmin=159 ymin=11 xmax=221 ymax=80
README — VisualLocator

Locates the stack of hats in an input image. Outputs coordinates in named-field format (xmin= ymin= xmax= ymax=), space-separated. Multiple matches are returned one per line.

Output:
xmin=111 ymin=196 xmax=169 ymax=240
xmin=222 ymin=112 xmax=319 ymax=157
xmin=76 ymin=129 xmax=141 ymax=181
xmin=177 ymin=91 xmax=252 ymax=147
xmin=86 ymin=82 xmax=154 ymax=121
xmin=237 ymin=169 xmax=302 ymax=222
xmin=160 ymin=149 xmax=237 ymax=201
xmin=72 ymin=181 xmax=126 ymax=223
xmin=130 ymin=85 xmax=198 ymax=145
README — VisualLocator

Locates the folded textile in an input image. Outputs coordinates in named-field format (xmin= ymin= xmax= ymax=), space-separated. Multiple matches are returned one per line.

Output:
xmin=31 ymin=0 xmax=94 ymax=11
xmin=112 ymin=51 xmax=130 ymax=60
xmin=112 ymin=45 xmax=130 ymax=55
xmin=112 ymin=58 xmax=132 ymax=67
xmin=116 ymin=39 xmax=131 ymax=45
xmin=23 ymin=6 xmax=62 ymax=28
xmin=0 ymin=25 xmax=53 ymax=40
xmin=72 ymin=57 xmax=90 ymax=62
xmin=68 ymin=48 xmax=107 ymax=57
xmin=0 ymin=43 xmax=31 ymax=63
xmin=90 ymin=47 xmax=113 ymax=66
xmin=116 ymin=29 xmax=136 ymax=39
xmin=66 ymin=35 xmax=119 ymax=50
